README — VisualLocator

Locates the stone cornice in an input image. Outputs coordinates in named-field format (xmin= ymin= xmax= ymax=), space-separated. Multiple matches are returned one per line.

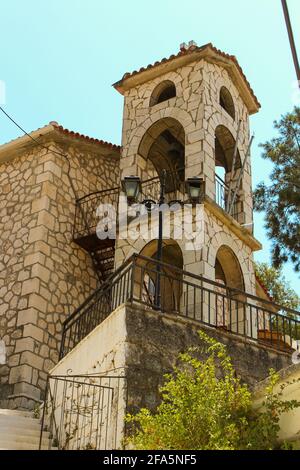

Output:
xmin=204 ymin=196 xmax=262 ymax=252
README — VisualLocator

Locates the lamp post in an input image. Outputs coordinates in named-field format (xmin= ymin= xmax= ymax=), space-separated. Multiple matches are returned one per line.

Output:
xmin=122 ymin=172 xmax=204 ymax=310
xmin=153 ymin=169 xmax=166 ymax=309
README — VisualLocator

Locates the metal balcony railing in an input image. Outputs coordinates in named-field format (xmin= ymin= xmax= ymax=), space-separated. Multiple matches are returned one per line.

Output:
xmin=215 ymin=174 xmax=239 ymax=220
xmin=60 ymin=254 xmax=300 ymax=359
xmin=73 ymin=175 xmax=186 ymax=244
xmin=73 ymin=187 xmax=119 ymax=242
xmin=73 ymin=174 xmax=240 ymax=245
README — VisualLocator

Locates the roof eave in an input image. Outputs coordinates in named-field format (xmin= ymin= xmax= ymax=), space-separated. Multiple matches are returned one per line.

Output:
xmin=113 ymin=44 xmax=260 ymax=115
xmin=0 ymin=124 xmax=121 ymax=164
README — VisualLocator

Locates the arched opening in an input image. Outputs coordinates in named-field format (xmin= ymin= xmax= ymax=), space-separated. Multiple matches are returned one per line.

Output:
xmin=138 ymin=117 xmax=185 ymax=195
xmin=215 ymin=245 xmax=244 ymax=291
xmin=214 ymin=245 xmax=245 ymax=332
xmin=150 ymin=80 xmax=176 ymax=107
xmin=215 ymin=125 xmax=241 ymax=212
xmin=215 ymin=125 xmax=241 ymax=173
xmin=219 ymin=86 xmax=235 ymax=120
xmin=135 ymin=239 xmax=183 ymax=312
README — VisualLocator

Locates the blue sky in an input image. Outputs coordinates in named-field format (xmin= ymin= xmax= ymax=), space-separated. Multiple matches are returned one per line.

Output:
xmin=0 ymin=0 xmax=299 ymax=290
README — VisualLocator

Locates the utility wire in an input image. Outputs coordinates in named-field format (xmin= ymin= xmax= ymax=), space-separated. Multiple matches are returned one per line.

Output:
xmin=0 ymin=105 xmax=108 ymax=285
xmin=0 ymin=105 xmax=86 ymax=306
xmin=281 ymin=0 xmax=300 ymax=86
xmin=0 ymin=105 xmax=79 ymax=199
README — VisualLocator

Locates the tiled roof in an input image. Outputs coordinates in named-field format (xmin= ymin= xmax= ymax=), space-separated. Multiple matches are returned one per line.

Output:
xmin=114 ymin=42 xmax=260 ymax=110
xmin=255 ymin=274 xmax=273 ymax=302
xmin=0 ymin=121 xmax=121 ymax=152
xmin=50 ymin=122 xmax=121 ymax=151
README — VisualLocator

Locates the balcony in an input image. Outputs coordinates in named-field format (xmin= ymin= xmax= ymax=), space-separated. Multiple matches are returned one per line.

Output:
xmin=215 ymin=174 xmax=240 ymax=220
xmin=60 ymin=254 xmax=300 ymax=359
xmin=73 ymin=174 xmax=239 ymax=247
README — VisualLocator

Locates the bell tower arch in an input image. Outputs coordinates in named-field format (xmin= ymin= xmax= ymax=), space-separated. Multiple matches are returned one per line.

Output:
xmin=114 ymin=42 xmax=261 ymax=294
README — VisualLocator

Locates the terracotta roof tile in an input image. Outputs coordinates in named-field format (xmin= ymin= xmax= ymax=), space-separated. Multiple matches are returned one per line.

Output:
xmin=255 ymin=273 xmax=273 ymax=302
xmin=50 ymin=122 xmax=121 ymax=151
xmin=0 ymin=122 xmax=121 ymax=152
xmin=115 ymin=42 xmax=260 ymax=109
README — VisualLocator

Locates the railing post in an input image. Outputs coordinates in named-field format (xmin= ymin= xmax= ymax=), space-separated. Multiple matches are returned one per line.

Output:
xmin=59 ymin=329 xmax=65 ymax=360
xmin=129 ymin=256 xmax=136 ymax=303
xmin=39 ymin=375 xmax=49 ymax=450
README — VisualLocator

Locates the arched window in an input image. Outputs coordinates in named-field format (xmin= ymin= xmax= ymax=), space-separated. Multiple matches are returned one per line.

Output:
xmin=150 ymin=80 xmax=176 ymax=107
xmin=215 ymin=245 xmax=244 ymax=291
xmin=135 ymin=239 xmax=183 ymax=312
xmin=214 ymin=125 xmax=242 ymax=214
xmin=214 ymin=245 xmax=245 ymax=333
xmin=215 ymin=125 xmax=241 ymax=172
xmin=219 ymin=86 xmax=235 ymax=120
xmin=138 ymin=117 xmax=185 ymax=194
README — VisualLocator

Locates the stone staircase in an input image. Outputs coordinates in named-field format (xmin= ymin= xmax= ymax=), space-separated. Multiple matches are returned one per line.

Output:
xmin=0 ymin=409 xmax=53 ymax=450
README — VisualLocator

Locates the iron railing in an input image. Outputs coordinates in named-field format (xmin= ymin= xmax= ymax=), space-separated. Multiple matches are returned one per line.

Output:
xmin=74 ymin=187 xmax=120 ymax=241
xmin=39 ymin=374 xmax=126 ymax=450
xmin=73 ymin=174 xmax=241 ymax=242
xmin=215 ymin=174 xmax=239 ymax=219
xmin=60 ymin=258 xmax=133 ymax=358
xmin=60 ymin=254 xmax=300 ymax=359
xmin=73 ymin=176 xmax=186 ymax=242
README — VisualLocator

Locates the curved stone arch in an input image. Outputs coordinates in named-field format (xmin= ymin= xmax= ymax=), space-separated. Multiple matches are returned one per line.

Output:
xmin=147 ymin=70 xmax=184 ymax=99
xmin=128 ymin=106 xmax=194 ymax=151
xmin=213 ymin=75 xmax=241 ymax=120
xmin=209 ymin=114 xmax=250 ymax=173
xmin=124 ymin=236 xmax=189 ymax=268
xmin=209 ymin=106 xmax=249 ymax=158
xmin=207 ymin=232 xmax=251 ymax=293
xmin=214 ymin=123 xmax=242 ymax=171
xmin=219 ymin=86 xmax=235 ymax=120
xmin=209 ymin=112 xmax=240 ymax=144
xmin=130 ymin=238 xmax=184 ymax=312
xmin=138 ymin=117 xmax=185 ymax=159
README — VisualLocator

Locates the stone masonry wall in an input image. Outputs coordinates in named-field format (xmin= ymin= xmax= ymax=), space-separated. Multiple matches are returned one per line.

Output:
xmin=46 ymin=303 xmax=290 ymax=445
xmin=120 ymin=58 xmax=253 ymax=225
xmin=115 ymin=202 xmax=257 ymax=297
xmin=0 ymin=139 xmax=119 ymax=409
xmin=124 ymin=304 xmax=292 ymax=414
xmin=116 ymin=57 xmax=256 ymax=282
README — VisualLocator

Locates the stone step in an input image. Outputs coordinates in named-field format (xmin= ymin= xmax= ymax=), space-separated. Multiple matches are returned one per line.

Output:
xmin=0 ymin=441 xmax=55 ymax=450
xmin=0 ymin=427 xmax=50 ymax=439
xmin=0 ymin=409 xmax=34 ymax=418
xmin=0 ymin=432 xmax=50 ymax=445
xmin=0 ymin=408 xmax=57 ymax=450
xmin=0 ymin=415 xmax=41 ymax=429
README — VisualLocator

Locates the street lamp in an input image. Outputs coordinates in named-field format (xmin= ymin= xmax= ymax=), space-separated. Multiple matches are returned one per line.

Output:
xmin=122 ymin=170 xmax=167 ymax=310
xmin=122 ymin=171 xmax=205 ymax=310
xmin=185 ymin=177 xmax=205 ymax=203
xmin=121 ymin=175 xmax=141 ymax=203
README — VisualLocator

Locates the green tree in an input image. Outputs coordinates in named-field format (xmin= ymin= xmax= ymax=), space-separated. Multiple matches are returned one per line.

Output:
xmin=255 ymin=261 xmax=300 ymax=310
xmin=254 ymin=107 xmax=300 ymax=271
xmin=126 ymin=332 xmax=300 ymax=450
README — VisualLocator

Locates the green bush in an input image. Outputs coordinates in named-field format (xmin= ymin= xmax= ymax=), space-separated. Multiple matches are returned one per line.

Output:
xmin=126 ymin=331 xmax=300 ymax=450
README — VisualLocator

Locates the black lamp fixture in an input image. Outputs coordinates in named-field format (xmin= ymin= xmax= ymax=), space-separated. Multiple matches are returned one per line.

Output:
xmin=121 ymin=171 xmax=204 ymax=310
xmin=185 ymin=177 xmax=205 ymax=203
xmin=121 ymin=175 xmax=141 ymax=203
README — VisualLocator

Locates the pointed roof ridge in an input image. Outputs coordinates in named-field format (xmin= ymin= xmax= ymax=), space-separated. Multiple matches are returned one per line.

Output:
xmin=113 ymin=42 xmax=260 ymax=114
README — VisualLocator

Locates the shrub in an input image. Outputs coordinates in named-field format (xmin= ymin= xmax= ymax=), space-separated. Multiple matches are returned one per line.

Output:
xmin=125 ymin=331 xmax=300 ymax=450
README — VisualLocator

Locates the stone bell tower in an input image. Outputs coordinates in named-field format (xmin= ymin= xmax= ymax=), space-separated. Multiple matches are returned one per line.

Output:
xmin=113 ymin=41 xmax=262 ymax=297
xmin=48 ymin=43 xmax=293 ymax=447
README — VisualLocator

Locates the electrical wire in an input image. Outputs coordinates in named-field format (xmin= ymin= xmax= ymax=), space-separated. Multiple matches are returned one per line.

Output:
xmin=0 ymin=105 xmax=79 ymax=199
xmin=281 ymin=0 xmax=300 ymax=86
